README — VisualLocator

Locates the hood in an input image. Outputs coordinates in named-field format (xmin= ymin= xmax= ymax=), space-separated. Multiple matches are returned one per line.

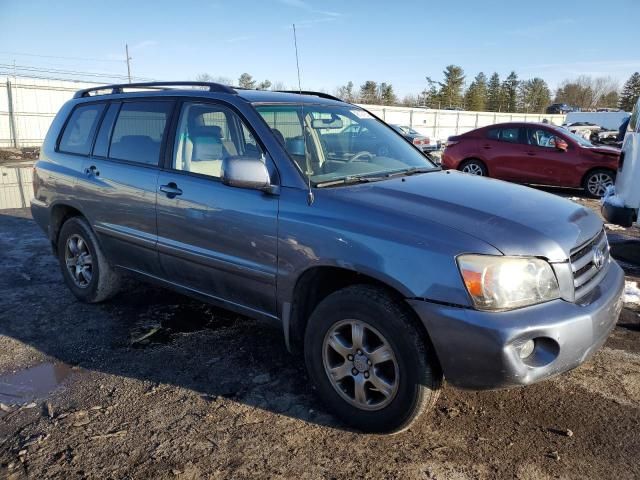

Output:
xmin=586 ymin=145 xmax=620 ymax=156
xmin=334 ymin=170 xmax=603 ymax=262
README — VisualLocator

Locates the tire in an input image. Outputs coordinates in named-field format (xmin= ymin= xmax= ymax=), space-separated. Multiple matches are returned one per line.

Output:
xmin=57 ymin=216 xmax=121 ymax=303
xmin=304 ymin=285 xmax=442 ymax=433
xmin=583 ymin=169 xmax=615 ymax=198
xmin=459 ymin=159 xmax=487 ymax=176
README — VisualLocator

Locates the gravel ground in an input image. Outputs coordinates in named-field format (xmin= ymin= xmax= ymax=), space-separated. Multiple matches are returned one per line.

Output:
xmin=0 ymin=195 xmax=639 ymax=479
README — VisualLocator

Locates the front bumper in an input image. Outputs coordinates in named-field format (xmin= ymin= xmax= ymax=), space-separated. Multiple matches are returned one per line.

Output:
xmin=408 ymin=261 xmax=625 ymax=389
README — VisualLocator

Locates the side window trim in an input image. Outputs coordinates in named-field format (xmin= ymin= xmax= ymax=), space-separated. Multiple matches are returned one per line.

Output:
xmin=91 ymin=101 xmax=122 ymax=158
xmin=56 ymin=101 xmax=107 ymax=156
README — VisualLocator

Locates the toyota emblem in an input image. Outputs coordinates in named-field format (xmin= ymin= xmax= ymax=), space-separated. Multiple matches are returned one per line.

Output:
xmin=592 ymin=246 xmax=605 ymax=270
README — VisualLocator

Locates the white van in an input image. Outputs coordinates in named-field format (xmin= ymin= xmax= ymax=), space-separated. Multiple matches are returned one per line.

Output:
xmin=602 ymin=99 xmax=640 ymax=226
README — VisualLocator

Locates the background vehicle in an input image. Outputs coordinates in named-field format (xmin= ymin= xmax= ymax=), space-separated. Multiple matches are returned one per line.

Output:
xmin=32 ymin=82 xmax=624 ymax=434
xmin=441 ymin=122 xmax=620 ymax=197
xmin=546 ymin=103 xmax=575 ymax=114
xmin=603 ymin=98 xmax=640 ymax=227
xmin=390 ymin=124 xmax=441 ymax=153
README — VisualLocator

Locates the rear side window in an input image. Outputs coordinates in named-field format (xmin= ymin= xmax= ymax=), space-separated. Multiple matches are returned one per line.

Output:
xmin=58 ymin=103 xmax=105 ymax=155
xmin=487 ymin=127 xmax=521 ymax=143
xmin=109 ymin=101 xmax=173 ymax=165
xmin=629 ymin=100 xmax=639 ymax=133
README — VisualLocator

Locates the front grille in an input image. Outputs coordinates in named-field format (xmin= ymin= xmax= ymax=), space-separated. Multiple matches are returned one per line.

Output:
xmin=570 ymin=229 xmax=610 ymax=299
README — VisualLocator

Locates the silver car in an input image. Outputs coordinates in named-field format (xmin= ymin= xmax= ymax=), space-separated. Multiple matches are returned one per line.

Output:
xmin=31 ymin=82 xmax=625 ymax=433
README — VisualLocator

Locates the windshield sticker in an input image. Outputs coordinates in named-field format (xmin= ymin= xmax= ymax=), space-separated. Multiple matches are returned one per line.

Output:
xmin=351 ymin=109 xmax=372 ymax=119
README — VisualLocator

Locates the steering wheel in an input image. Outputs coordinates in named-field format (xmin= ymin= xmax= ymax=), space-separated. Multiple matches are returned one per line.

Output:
xmin=348 ymin=151 xmax=373 ymax=163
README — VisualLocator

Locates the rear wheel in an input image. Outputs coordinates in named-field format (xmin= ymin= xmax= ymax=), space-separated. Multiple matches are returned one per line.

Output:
xmin=583 ymin=169 xmax=615 ymax=198
xmin=304 ymin=285 xmax=442 ymax=433
xmin=459 ymin=159 xmax=487 ymax=176
xmin=57 ymin=216 xmax=121 ymax=303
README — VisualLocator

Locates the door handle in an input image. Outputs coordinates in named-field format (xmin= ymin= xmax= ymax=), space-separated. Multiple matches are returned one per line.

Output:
xmin=84 ymin=165 xmax=99 ymax=177
xmin=159 ymin=182 xmax=183 ymax=198
xmin=526 ymin=152 xmax=536 ymax=156
xmin=482 ymin=145 xmax=492 ymax=149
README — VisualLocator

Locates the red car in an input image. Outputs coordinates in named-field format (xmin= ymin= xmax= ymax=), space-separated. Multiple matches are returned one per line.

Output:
xmin=441 ymin=122 xmax=620 ymax=197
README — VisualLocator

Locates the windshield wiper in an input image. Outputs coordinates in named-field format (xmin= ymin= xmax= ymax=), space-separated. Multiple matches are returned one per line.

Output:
xmin=315 ymin=174 xmax=388 ymax=188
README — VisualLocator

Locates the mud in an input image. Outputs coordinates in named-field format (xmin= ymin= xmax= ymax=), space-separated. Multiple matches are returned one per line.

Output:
xmin=0 ymin=202 xmax=639 ymax=480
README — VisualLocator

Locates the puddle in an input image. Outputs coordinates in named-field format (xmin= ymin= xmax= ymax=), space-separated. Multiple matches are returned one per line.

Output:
xmin=130 ymin=302 xmax=237 ymax=346
xmin=0 ymin=362 xmax=73 ymax=405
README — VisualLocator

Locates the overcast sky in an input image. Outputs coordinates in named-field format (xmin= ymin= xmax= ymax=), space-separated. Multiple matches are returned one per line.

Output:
xmin=1 ymin=0 xmax=638 ymax=96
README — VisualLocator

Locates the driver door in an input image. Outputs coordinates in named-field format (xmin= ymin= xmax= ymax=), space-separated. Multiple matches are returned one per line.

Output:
xmin=523 ymin=127 xmax=572 ymax=186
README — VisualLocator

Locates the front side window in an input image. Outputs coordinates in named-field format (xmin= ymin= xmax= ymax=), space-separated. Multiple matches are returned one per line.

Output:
xmin=255 ymin=104 xmax=435 ymax=186
xmin=526 ymin=128 xmax=557 ymax=148
xmin=109 ymin=101 xmax=173 ymax=165
xmin=58 ymin=103 xmax=105 ymax=155
xmin=173 ymin=102 xmax=262 ymax=178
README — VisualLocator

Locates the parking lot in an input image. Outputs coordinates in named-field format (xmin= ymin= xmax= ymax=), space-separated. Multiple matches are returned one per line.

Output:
xmin=0 ymin=191 xmax=639 ymax=479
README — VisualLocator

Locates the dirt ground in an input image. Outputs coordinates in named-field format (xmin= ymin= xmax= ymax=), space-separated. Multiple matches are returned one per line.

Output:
xmin=0 ymin=193 xmax=639 ymax=479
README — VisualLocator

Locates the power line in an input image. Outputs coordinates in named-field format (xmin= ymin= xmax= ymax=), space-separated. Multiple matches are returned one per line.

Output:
xmin=0 ymin=50 xmax=124 ymax=63
xmin=0 ymin=63 xmax=154 ymax=82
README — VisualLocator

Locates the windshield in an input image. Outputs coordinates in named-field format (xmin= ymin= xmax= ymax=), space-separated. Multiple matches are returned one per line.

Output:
xmin=255 ymin=104 xmax=436 ymax=186
xmin=558 ymin=127 xmax=593 ymax=147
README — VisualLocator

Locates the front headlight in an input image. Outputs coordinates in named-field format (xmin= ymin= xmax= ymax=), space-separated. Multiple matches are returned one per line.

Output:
xmin=457 ymin=255 xmax=560 ymax=311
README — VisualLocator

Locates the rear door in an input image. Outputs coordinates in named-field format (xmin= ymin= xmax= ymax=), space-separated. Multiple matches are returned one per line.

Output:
xmin=77 ymin=99 xmax=175 ymax=275
xmin=481 ymin=127 xmax=530 ymax=181
xmin=156 ymin=100 xmax=279 ymax=318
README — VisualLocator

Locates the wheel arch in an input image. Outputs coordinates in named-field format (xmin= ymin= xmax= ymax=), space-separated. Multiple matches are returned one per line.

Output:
xmin=581 ymin=166 xmax=616 ymax=187
xmin=285 ymin=266 xmax=437 ymax=364
xmin=49 ymin=202 xmax=87 ymax=251
xmin=459 ymin=157 xmax=489 ymax=175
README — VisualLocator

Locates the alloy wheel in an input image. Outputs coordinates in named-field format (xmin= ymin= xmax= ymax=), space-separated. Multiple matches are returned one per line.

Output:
xmin=587 ymin=172 xmax=614 ymax=197
xmin=64 ymin=234 xmax=93 ymax=288
xmin=322 ymin=319 xmax=399 ymax=411
xmin=462 ymin=163 xmax=484 ymax=175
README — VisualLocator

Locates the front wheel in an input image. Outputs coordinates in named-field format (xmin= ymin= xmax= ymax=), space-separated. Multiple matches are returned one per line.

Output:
xmin=584 ymin=169 xmax=615 ymax=198
xmin=304 ymin=285 xmax=442 ymax=433
xmin=459 ymin=159 xmax=487 ymax=176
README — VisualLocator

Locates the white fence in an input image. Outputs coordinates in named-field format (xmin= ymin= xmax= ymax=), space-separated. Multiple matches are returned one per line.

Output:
xmin=0 ymin=165 xmax=34 ymax=209
xmin=1 ymin=76 xmax=566 ymax=148
xmin=361 ymin=105 xmax=566 ymax=142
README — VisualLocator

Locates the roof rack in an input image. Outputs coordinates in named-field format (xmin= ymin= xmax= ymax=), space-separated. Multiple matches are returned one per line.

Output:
xmin=275 ymin=90 xmax=344 ymax=102
xmin=73 ymin=81 xmax=237 ymax=99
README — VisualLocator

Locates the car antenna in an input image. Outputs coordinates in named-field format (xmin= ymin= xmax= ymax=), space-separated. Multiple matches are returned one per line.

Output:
xmin=293 ymin=23 xmax=314 ymax=206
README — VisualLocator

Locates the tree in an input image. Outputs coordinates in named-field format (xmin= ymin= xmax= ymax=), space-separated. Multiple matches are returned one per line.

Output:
xmin=401 ymin=94 xmax=419 ymax=107
xmin=336 ymin=81 xmax=356 ymax=102
xmin=437 ymin=65 xmax=465 ymax=108
xmin=464 ymin=72 xmax=488 ymax=111
xmin=620 ymin=72 xmax=640 ymax=111
xmin=238 ymin=73 xmax=256 ymax=89
xmin=195 ymin=73 xmax=232 ymax=85
xmin=359 ymin=81 xmax=378 ymax=104
xmin=519 ymin=78 xmax=551 ymax=113
xmin=487 ymin=72 xmax=502 ymax=112
xmin=420 ymin=77 xmax=439 ymax=108
xmin=555 ymin=76 xmax=619 ymax=110
xmin=379 ymin=82 xmax=397 ymax=105
xmin=257 ymin=79 xmax=272 ymax=90
xmin=501 ymin=71 xmax=519 ymax=113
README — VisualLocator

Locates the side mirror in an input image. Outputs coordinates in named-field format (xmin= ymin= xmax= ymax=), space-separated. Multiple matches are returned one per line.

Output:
xmin=221 ymin=156 xmax=273 ymax=192
xmin=555 ymin=138 xmax=569 ymax=151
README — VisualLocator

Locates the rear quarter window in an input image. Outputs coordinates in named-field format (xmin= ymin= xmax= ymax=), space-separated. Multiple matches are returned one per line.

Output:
xmin=58 ymin=103 xmax=105 ymax=155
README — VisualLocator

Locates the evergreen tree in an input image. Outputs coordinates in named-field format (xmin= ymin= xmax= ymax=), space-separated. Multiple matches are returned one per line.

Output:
xmin=519 ymin=78 xmax=551 ymax=113
xmin=336 ymin=81 xmax=355 ymax=102
xmin=464 ymin=72 xmax=488 ymax=111
xmin=620 ymin=72 xmax=640 ymax=111
xmin=238 ymin=73 xmax=256 ymax=89
xmin=487 ymin=72 xmax=502 ymax=112
xmin=257 ymin=79 xmax=272 ymax=90
xmin=359 ymin=81 xmax=378 ymax=104
xmin=437 ymin=65 xmax=465 ymax=108
xmin=501 ymin=71 xmax=519 ymax=112
xmin=421 ymin=77 xmax=439 ymax=108
xmin=379 ymin=82 xmax=397 ymax=105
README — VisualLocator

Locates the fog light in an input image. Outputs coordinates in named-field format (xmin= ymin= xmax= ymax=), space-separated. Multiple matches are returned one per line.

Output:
xmin=518 ymin=339 xmax=535 ymax=359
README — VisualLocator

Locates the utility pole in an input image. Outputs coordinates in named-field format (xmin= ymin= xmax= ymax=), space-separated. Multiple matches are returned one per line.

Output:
xmin=125 ymin=44 xmax=132 ymax=83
